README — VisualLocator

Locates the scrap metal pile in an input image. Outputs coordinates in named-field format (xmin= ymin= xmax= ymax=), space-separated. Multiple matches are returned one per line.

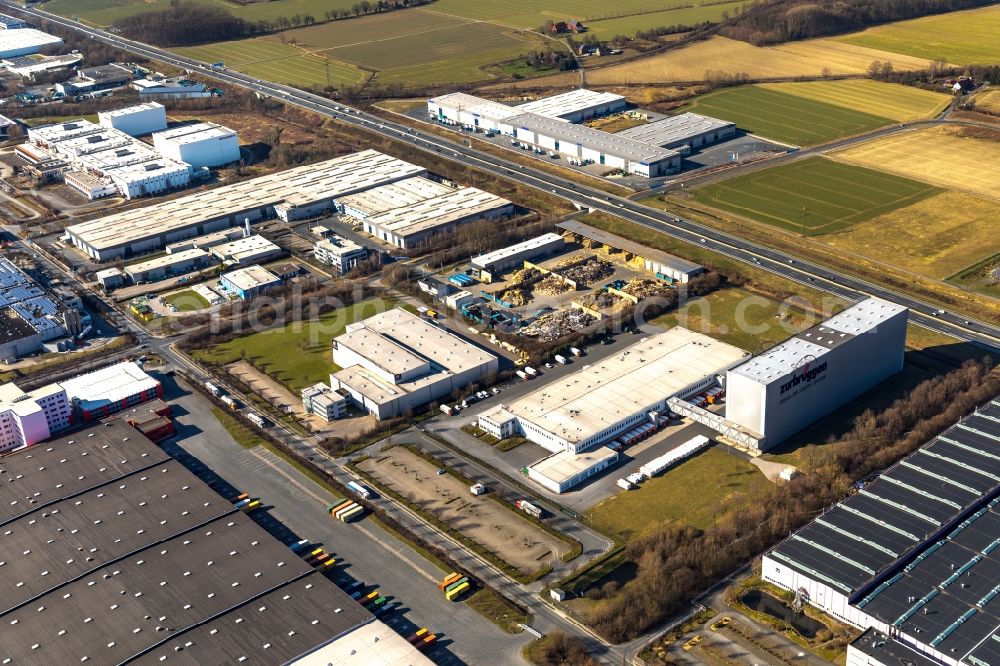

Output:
xmin=559 ymin=257 xmax=615 ymax=286
xmin=534 ymin=274 xmax=573 ymax=296
xmin=619 ymin=279 xmax=672 ymax=299
xmin=578 ymin=290 xmax=623 ymax=310
xmin=520 ymin=309 xmax=596 ymax=341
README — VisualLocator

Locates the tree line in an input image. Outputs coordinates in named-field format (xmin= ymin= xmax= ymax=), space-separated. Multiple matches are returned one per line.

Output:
xmin=112 ymin=0 xmax=431 ymax=47
xmin=583 ymin=359 xmax=999 ymax=642
xmin=719 ymin=0 xmax=995 ymax=46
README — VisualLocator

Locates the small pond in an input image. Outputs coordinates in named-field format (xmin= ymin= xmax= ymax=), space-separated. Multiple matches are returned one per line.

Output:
xmin=740 ymin=589 xmax=824 ymax=639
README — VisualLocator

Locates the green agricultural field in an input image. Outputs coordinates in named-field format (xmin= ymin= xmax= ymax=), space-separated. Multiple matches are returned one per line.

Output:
xmin=174 ymin=39 xmax=366 ymax=87
xmin=45 ymin=0 xmax=362 ymax=26
xmin=163 ymin=290 xmax=210 ymax=312
xmin=280 ymin=11 xmax=553 ymax=86
xmin=683 ymin=85 xmax=896 ymax=145
xmin=760 ymin=79 xmax=951 ymax=122
xmin=193 ymin=298 xmax=397 ymax=391
xmin=690 ymin=157 xmax=942 ymax=235
xmin=586 ymin=448 xmax=771 ymax=538
xmin=586 ymin=1 xmax=748 ymax=38
xmin=835 ymin=4 xmax=1000 ymax=65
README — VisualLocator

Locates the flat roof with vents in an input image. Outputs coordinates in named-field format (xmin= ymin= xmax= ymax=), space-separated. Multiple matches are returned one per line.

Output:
xmin=0 ymin=419 xmax=381 ymax=665
xmin=491 ymin=327 xmax=747 ymax=446
xmin=516 ymin=89 xmax=626 ymax=120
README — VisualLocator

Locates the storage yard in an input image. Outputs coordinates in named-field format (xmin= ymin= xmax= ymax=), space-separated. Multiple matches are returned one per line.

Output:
xmin=357 ymin=446 xmax=570 ymax=576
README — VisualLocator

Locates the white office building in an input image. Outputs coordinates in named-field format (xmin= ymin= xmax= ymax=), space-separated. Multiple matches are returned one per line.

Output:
xmin=330 ymin=308 xmax=498 ymax=420
xmin=313 ymin=235 xmax=368 ymax=275
xmin=478 ymin=327 xmax=748 ymax=454
xmin=0 ymin=382 xmax=70 ymax=454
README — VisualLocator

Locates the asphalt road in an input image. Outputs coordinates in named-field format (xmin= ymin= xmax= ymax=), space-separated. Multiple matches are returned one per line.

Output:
xmin=10 ymin=2 xmax=1000 ymax=354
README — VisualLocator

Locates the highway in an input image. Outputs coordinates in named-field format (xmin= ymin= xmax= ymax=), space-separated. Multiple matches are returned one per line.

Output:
xmin=9 ymin=2 xmax=1000 ymax=353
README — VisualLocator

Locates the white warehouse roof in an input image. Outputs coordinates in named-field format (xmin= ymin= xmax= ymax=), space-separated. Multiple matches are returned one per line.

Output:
xmin=153 ymin=121 xmax=236 ymax=146
xmin=223 ymin=265 xmax=280 ymax=292
xmin=505 ymin=112 xmax=678 ymax=165
xmin=338 ymin=176 xmax=451 ymax=217
xmin=471 ymin=233 xmax=564 ymax=269
xmin=497 ymin=327 xmax=748 ymax=445
xmin=518 ymin=89 xmax=626 ymax=120
xmin=67 ymin=150 xmax=424 ymax=254
xmin=728 ymin=297 xmax=907 ymax=385
xmin=98 ymin=102 xmax=165 ymax=120
xmin=364 ymin=187 xmax=511 ymax=240
xmin=59 ymin=361 xmax=159 ymax=412
xmin=428 ymin=92 xmax=520 ymax=122
xmin=0 ymin=28 xmax=62 ymax=55
xmin=616 ymin=113 xmax=735 ymax=147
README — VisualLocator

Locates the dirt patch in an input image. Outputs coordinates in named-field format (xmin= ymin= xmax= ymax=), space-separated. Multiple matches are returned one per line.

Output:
xmin=358 ymin=447 xmax=568 ymax=575
xmin=225 ymin=360 xmax=326 ymax=433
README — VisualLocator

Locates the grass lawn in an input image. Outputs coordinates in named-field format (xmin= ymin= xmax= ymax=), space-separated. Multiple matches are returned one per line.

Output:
xmin=651 ymin=286 xmax=819 ymax=351
xmin=683 ymin=85 xmax=895 ymax=145
xmin=585 ymin=448 xmax=772 ymax=539
xmin=163 ymin=290 xmax=210 ymax=312
xmin=819 ymin=190 xmax=1000 ymax=279
xmin=759 ymin=79 xmax=951 ymax=122
xmin=429 ymin=0 xmax=701 ymax=28
xmin=22 ymin=114 xmax=99 ymax=127
xmin=947 ymin=254 xmax=1000 ymax=300
xmin=690 ymin=157 xmax=942 ymax=235
xmin=835 ymin=4 xmax=1000 ymax=65
xmin=192 ymin=298 xmax=396 ymax=391
xmin=211 ymin=407 xmax=265 ymax=449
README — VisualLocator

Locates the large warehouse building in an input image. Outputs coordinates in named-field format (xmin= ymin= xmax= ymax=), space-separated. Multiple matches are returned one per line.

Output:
xmin=0 ymin=419 xmax=433 ymax=665
xmin=0 ymin=27 xmax=61 ymax=58
xmin=427 ymin=89 xmax=734 ymax=177
xmin=66 ymin=150 xmax=424 ymax=260
xmin=153 ymin=121 xmax=241 ymax=167
xmin=330 ymin=308 xmax=498 ymax=419
xmin=478 ymin=327 xmax=747 ymax=454
xmin=97 ymin=102 xmax=167 ymax=136
xmin=763 ymin=396 xmax=1000 ymax=666
xmin=471 ymin=232 xmax=565 ymax=283
xmin=725 ymin=297 xmax=907 ymax=449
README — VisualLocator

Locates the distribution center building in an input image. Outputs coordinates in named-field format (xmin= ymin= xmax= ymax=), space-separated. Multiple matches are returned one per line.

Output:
xmin=152 ymin=121 xmax=241 ymax=167
xmin=517 ymin=89 xmax=627 ymax=122
xmin=58 ymin=360 xmax=162 ymax=421
xmin=616 ymin=112 xmax=736 ymax=151
xmin=0 ymin=28 xmax=61 ymax=58
xmin=330 ymin=308 xmax=499 ymax=419
xmin=362 ymin=186 xmax=513 ymax=249
xmin=725 ymin=297 xmax=907 ymax=449
xmin=66 ymin=150 xmax=424 ymax=260
xmin=220 ymin=265 xmax=282 ymax=299
xmin=0 ymin=419 xmax=433 ymax=665
xmin=763 ymin=396 xmax=1000 ymax=666
xmin=478 ymin=327 xmax=748 ymax=454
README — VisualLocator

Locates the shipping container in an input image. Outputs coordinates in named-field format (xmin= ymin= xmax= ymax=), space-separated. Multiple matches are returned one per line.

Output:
xmin=418 ymin=634 xmax=438 ymax=650
xmin=638 ymin=435 xmax=711 ymax=478
xmin=446 ymin=581 xmax=470 ymax=601
xmin=333 ymin=502 xmax=359 ymax=520
xmin=231 ymin=492 xmax=249 ymax=503
xmin=328 ymin=499 xmax=354 ymax=515
xmin=339 ymin=504 xmax=365 ymax=522
xmin=438 ymin=572 xmax=462 ymax=591
xmin=617 ymin=478 xmax=634 ymax=490
xmin=360 ymin=590 xmax=380 ymax=606
xmin=289 ymin=539 xmax=310 ymax=553
xmin=407 ymin=628 xmax=429 ymax=644
xmin=240 ymin=499 xmax=260 ymax=512
xmin=369 ymin=596 xmax=388 ymax=610
xmin=374 ymin=601 xmax=398 ymax=617
xmin=343 ymin=580 xmax=365 ymax=593
xmin=444 ymin=577 xmax=469 ymax=594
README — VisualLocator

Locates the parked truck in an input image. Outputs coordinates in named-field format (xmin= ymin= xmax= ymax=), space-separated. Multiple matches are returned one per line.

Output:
xmin=524 ymin=366 xmax=538 ymax=377
xmin=515 ymin=499 xmax=543 ymax=519
xmin=440 ymin=404 xmax=453 ymax=416
xmin=347 ymin=480 xmax=372 ymax=500
xmin=204 ymin=381 xmax=222 ymax=397
xmin=554 ymin=354 xmax=568 ymax=365
xmin=246 ymin=412 xmax=267 ymax=428
xmin=220 ymin=395 xmax=238 ymax=410
xmin=516 ymin=370 xmax=529 ymax=380
xmin=569 ymin=347 xmax=582 ymax=357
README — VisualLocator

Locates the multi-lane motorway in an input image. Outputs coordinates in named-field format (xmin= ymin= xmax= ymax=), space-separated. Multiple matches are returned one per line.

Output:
xmin=9 ymin=1 xmax=1000 ymax=353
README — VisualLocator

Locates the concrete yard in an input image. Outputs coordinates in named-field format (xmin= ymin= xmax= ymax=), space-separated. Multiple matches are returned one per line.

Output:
xmin=358 ymin=446 xmax=570 ymax=576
